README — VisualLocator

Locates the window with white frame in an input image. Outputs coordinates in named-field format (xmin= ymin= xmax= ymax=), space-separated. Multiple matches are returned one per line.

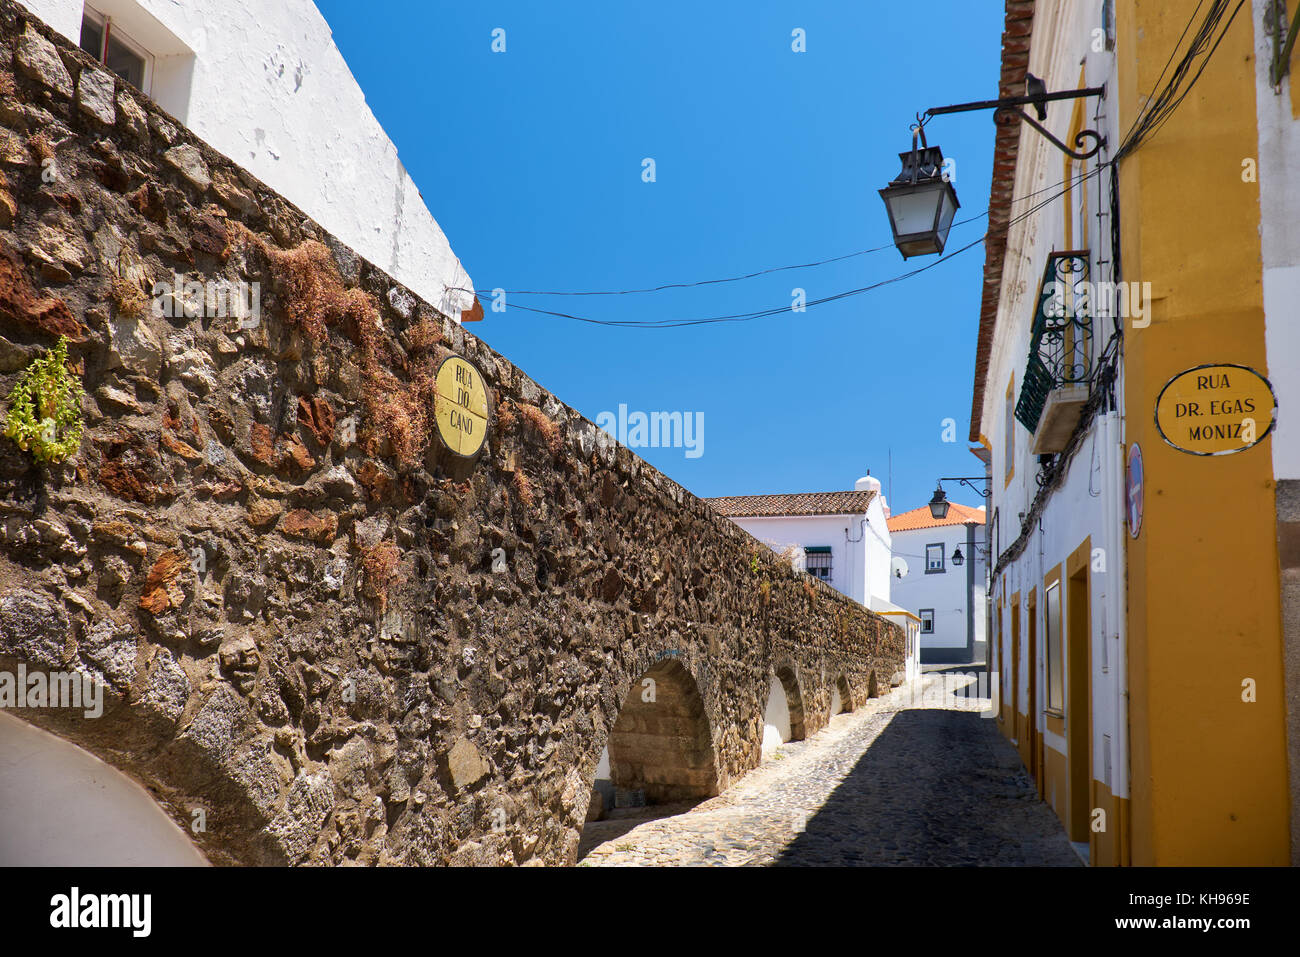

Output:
xmin=79 ymin=7 xmax=153 ymax=94
xmin=919 ymin=609 xmax=935 ymax=634
xmin=804 ymin=547 xmax=832 ymax=582
xmin=925 ymin=543 xmax=945 ymax=573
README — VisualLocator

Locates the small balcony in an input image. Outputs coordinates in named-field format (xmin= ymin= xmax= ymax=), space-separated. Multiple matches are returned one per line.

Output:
xmin=1014 ymin=252 xmax=1094 ymax=454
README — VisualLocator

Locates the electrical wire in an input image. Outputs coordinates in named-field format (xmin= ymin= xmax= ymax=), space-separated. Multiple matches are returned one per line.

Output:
xmin=475 ymin=164 xmax=1109 ymax=329
xmin=451 ymin=164 xmax=1107 ymax=303
xmin=453 ymin=0 xmax=1246 ymax=331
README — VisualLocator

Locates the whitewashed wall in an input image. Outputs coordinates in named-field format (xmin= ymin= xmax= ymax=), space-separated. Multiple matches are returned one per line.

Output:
xmin=890 ymin=521 xmax=982 ymax=656
xmin=728 ymin=505 xmax=891 ymax=610
xmin=17 ymin=0 xmax=475 ymax=321
xmin=978 ymin=0 xmax=1128 ymax=803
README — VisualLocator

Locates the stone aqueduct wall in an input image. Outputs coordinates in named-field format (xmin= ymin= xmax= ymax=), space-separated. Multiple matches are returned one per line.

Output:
xmin=0 ymin=4 xmax=904 ymax=865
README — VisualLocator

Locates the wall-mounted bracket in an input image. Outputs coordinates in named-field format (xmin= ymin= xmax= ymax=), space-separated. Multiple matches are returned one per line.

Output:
xmin=923 ymin=79 xmax=1108 ymax=161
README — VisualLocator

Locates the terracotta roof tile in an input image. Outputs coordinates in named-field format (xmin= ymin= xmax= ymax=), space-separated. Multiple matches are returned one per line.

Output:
xmin=887 ymin=502 xmax=987 ymax=533
xmin=705 ymin=490 xmax=877 ymax=519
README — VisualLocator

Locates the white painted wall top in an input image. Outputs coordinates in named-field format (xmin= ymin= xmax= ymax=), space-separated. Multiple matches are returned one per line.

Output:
xmin=18 ymin=0 xmax=476 ymax=322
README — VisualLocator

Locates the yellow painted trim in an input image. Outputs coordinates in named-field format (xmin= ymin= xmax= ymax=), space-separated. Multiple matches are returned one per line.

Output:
xmin=876 ymin=610 xmax=922 ymax=624
xmin=1067 ymin=538 xmax=1091 ymax=578
xmin=1291 ymin=49 xmax=1300 ymax=122
xmin=1026 ymin=586 xmax=1041 ymax=798
xmin=1066 ymin=537 xmax=1093 ymax=844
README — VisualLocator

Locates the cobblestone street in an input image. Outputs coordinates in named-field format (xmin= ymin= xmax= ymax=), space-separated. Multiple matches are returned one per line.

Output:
xmin=580 ymin=669 xmax=1081 ymax=866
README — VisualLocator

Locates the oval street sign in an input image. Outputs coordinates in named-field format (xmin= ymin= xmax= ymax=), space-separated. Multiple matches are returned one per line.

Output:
xmin=434 ymin=355 xmax=489 ymax=457
xmin=1153 ymin=363 xmax=1276 ymax=456
xmin=1126 ymin=442 xmax=1143 ymax=539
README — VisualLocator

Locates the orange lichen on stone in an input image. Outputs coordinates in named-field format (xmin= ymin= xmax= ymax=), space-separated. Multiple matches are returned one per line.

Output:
xmin=297 ymin=394 xmax=336 ymax=447
xmin=249 ymin=423 xmax=275 ymax=467
xmin=139 ymin=550 xmax=187 ymax=614
xmin=361 ymin=541 xmax=401 ymax=611
xmin=281 ymin=508 xmax=337 ymax=543
xmin=355 ymin=460 xmax=394 ymax=503
xmin=160 ymin=430 xmax=202 ymax=462
xmin=0 ymin=241 xmax=83 ymax=339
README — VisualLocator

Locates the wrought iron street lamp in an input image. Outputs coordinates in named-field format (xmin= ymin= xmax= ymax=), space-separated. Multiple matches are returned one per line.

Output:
xmin=883 ymin=76 xmax=1107 ymax=258
xmin=951 ymin=547 xmax=965 ymax=566
xmin=879 ymin=127 xmax=960 ymax=259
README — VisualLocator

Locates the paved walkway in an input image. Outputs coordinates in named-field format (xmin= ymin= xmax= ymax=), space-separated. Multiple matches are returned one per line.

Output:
xmin=579 ymin=670 xmax=1081 ymax=866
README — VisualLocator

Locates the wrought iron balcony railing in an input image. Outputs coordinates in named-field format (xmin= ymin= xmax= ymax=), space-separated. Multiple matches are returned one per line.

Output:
xmin=1014 ymin=251 xmax=1093 ymax=434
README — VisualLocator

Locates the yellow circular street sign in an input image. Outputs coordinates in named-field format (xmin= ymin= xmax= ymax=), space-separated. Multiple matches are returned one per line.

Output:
xmin=434 ymin=355 xmax=489 ymax=457
xmin=1154 ymin=363 xmax=1276 ymax=456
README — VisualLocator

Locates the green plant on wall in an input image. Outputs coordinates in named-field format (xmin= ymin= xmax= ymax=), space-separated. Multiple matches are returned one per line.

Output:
xmin=3 ymin=336 xmax=84 ymax=464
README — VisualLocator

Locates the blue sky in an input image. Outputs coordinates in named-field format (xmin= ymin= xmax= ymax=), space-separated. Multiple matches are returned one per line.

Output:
xmin=314 ymin=0 xmax=1004 ymax=514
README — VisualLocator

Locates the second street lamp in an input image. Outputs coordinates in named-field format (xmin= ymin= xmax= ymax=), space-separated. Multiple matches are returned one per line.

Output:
xmin=929 ymin=476 xmax=991 ymax=521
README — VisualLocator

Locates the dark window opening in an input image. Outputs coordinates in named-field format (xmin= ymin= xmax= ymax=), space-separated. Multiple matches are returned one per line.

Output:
xmin=804 ymin=547 xmax=832 ymax=582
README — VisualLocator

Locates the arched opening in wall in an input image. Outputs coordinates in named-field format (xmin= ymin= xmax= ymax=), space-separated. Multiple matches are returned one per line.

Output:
xmin=577 ymin=659 xmax=718 ymax=860
xmin=761 ymin=666 xmax=806 ymax=757
xmin=0 ymin=711 xmax=207 ymax=866
xmin=832 ymin=675 xmax=853 ymax=715
xmin=867 ymin=671 xmax=880 ymax=699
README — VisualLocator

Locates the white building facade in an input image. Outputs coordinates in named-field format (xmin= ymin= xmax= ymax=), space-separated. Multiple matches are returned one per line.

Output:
xmin=17 ymin=0 xmax=476 ymax=321
xmin=887 ymin=503 xmax=987 ymax=665
xmin=706 ymin=475 xmax=893 ymax=610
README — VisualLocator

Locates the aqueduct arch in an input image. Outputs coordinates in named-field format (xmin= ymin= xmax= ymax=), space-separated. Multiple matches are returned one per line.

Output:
xmin=0 ymin=710 xmax=207 ymax=866
xmin=605 ymin=658 xmax=718 ymax=804
xmin=762 ymin=665 xmax=807 ymax=754
xmin=832 ymin=674 xmax=853 ymax=715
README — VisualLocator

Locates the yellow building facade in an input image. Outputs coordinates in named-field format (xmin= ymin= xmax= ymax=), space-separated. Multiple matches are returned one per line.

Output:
xmin=973 ymin=0 xmax=1297 ymax=865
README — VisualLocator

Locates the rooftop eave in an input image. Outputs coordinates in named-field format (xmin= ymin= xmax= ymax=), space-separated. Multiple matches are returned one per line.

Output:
xmin=969 ymin=0 xmax=1035 ymax=444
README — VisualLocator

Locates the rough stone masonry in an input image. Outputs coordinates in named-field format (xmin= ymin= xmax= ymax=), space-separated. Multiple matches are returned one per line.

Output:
xmin=0 ymin=3 xmax=903 ymax=865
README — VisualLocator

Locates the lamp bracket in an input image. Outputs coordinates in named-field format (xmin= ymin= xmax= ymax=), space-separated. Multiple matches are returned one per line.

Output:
xmin=937 ymin=476 xmax=991 ymax=500
xmin=992 ymin=106 xmax=1105 ymax=160
xmin=923 ymin=85 xmax=1107 ymax=161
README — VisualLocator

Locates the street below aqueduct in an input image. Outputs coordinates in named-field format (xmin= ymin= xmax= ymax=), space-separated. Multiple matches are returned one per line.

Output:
xmin=580 ymin=668 xmax=1081 ymax=866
